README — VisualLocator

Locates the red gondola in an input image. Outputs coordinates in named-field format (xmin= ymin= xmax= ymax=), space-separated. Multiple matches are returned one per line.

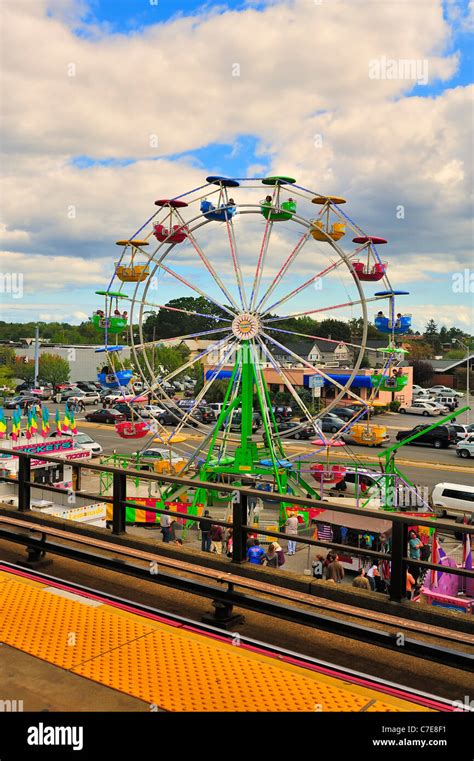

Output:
xmin=153 ymin=223 xmax=187 ymax=244
xmin=115 ymin=421 xmax=150 ymax=439
xmin=353 ymin=261 xmax=387 ymax=281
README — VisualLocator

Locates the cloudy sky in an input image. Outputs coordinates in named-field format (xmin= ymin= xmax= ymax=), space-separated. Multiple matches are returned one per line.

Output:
xmin=0 ymin=0 xmax=473 ymax=333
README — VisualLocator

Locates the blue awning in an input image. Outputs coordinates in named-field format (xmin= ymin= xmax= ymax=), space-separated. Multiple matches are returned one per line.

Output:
xmin=303 ymin=373 xmax=374 ymax=389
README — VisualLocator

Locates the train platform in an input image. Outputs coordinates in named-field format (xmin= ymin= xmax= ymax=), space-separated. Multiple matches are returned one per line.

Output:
xmin=0 ymin=562 xmax=455 ymax=713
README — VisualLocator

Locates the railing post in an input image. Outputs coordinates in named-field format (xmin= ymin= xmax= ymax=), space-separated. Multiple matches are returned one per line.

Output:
xmin=390 ymin=521 xmax=407 ymax=602
xmin=112 ymin=471 xmax=126 ymax=535
xmin=231 ymin=491 xmax=248 ymax=564
xmin=18 ymin=453 xmax=31 ymax=512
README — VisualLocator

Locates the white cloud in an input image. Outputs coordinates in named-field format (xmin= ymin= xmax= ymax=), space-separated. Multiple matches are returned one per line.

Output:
xmin=0 ymin=0 xmax=472 ymax=329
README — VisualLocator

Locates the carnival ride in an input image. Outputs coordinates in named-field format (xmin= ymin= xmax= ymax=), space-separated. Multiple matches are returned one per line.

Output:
xmin=90 ymin=174 xmax=415 ymax=524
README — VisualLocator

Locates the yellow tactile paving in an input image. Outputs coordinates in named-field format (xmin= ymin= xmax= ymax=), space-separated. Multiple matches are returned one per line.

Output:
xmin=0 ymin=571 xmax=433 ymax=712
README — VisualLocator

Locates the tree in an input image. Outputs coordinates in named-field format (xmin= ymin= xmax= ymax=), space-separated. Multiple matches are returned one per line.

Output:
xmin=0 ymin=347 xmax=15 ymax=367
xmin=410 ymin=360 xmax=434 ymax=385
xmin=403 ymin=340 xmax=434 ymax=360
xmin=13 ymin=356 xmax=35 ymax=382
xmin=142 ymin=297 xmax=228 ymax=341
xmin=38 ymin=354 xmax=70 ymax=385
xmin=424 ymin=320 xmax=441 ymax=353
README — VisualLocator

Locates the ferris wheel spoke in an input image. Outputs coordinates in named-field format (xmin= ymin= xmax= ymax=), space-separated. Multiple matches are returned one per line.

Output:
xmin=133 ymin=325 xmax=233 ymax=351
xmin=159 ymin=333 xmax=235 ymax=386
xmin=255 ymin=231 xmax=312 ymax=313
xmin=139 ymin=299 xmax=232 ymax=324
xmin=264 ymin=325 xmax=379 ymax=354
xmin=255 ymin=337 xmax=327 ymax=444
xmin=261 ymin=257 xmax=347 ymax=317
xmin=170 ymin=338 xmax=238 ymax=438
xmin=156 ymin=261 xmax=237 ymax=318
xmin=249 ymin=340 xmax=285 ymax=478
xmin=249 ymin=217 xmax=273 ymax=311
xmin=225 ymin=216 xmax=248 ymax=311
xmin=263 ymin=294 xmax=385 ymax=324
xmin=185 ymin=228 xmax=241 ymax=312
xmin=260 ymin=330 xmax=369 ymax=407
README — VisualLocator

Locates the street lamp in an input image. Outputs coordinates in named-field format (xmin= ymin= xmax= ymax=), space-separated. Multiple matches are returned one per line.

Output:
xmin=452 ymin=339 xmax=471 ymax=425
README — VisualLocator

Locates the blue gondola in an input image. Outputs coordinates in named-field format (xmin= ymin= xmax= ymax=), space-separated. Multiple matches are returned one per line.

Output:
xmin=374 ymin=315 xmax=411 ymax=334
xmin=200 ymin=199 xmax=236 ymax=222
xmin=97 ymin=369 xmax=133 ymax=389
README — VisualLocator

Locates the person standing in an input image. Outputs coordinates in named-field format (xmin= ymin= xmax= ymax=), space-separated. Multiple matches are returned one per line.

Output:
xmin=199 ymin=509 xmax=212 ymax=552
xmin=264 ymin=543 xmax=279 ymax=569
xmin=365 ymin=563 xmax=379 ymax=591
xmin=209 ymin=522 xmax=224 ymax=554
xmin=160 ymin=507 xmax=172 ymax=543
xmin=284 ymin=512 xmax=299 ymax=556
xmin=247 ymin=540 xmax=265 ymax=565
xmin=352 ymin=569 xmax=371 ymax=591
xmin=408 ymin=530 xmax=423 ymax=580
xmin=406 ymin=570 xmax=416 ymax=600
xmin=325 ymin=554 xmax=344 ymax=583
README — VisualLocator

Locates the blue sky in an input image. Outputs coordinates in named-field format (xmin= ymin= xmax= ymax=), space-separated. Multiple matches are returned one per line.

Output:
xmin=1 ymin=0 xmax=473 ymax=333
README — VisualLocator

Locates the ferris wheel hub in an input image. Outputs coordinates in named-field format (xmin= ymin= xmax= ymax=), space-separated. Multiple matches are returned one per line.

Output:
xmin=232 ymin=312 xmax=261 ymax=340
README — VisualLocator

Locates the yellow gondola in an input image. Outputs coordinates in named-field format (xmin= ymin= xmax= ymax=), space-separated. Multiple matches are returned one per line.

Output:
xmin=311 ymin=195 xmax=346 ymax=242
xmin=350 ymin=423 xmax=388 ymax=447
xmin=115 ymin=240 xmax=150 ymax=282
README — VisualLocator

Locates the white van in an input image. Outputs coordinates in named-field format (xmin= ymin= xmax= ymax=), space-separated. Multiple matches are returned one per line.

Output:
xmin=431 ymin=482 xmax=474 ymax=519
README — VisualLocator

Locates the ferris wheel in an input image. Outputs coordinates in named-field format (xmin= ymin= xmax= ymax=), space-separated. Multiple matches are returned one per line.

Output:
xmin=91 ymin=174 xmax=411 ymax=502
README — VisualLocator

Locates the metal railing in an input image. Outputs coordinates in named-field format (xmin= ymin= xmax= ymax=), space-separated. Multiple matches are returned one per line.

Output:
xmin=0 ymin=447 xmax=473 ymax=604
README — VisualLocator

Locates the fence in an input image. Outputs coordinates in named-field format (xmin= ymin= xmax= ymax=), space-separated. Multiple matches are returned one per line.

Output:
xmin=0 ymin=447 xmax=473 ymax=604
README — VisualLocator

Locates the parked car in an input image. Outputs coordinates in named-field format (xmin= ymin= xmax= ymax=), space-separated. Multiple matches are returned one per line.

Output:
xmin=427 ymin=401 xmax=450 ymax=415
xmin=399 ymin=401 xmax=440 ymax=416
xmin=266 ymin=420 xmax=316 ymax=440
xmin=431 ymin=482 xmax=474 ymax=519
xmin=193 ymin=406 xmax=216 ymax=424
xmin=316 ymin=414 xmax=347 ymax=433
xmin=100 ymin=390 xmax=125 ymax=404
xmin=112 ymin=403 xmax=136 ymax=420
xmin=4 ymin=395 xmax=38 ymax=409
xmin=434 ymin=395 xmax=458 ymax=411
xmin=426 ymin=385 xmax=456 ymax=396
xmin=452 ymin=424 xmax=474 ymax=440
xmin=456 ymin=435 xmax=474 ymax=459
xmin=75 ymin=381 xmax=101 ymax=393
xmin=131 ymin=447 xmax=183 ymax=471
xmin=156 ymin=408 xmax=198 ymax=427
xmin=207 ymin=402 xmax=224 ymax=416
xmin=177 ymin=398 xmax=207 ymax=408
xmin=84 ymin=409 xmax=126 ymax=424
xmin=396 ymin=424 xmax=457 ymax=449
xmin=325 ymin=406 xmax=360 ymax=422
xmin=139 ymin=404 xmax=167 ymax=418
xmin=221 ymin=412 xmax=261 ymax=433
xmin=412 ymin=384 xmax=425 ymax=397
xmin=49 ymin=430 xmax=103 ymax=457
xmin=19 ymin=386 xmax=52 ymax=400
xmin=271 ymin=405 xmax=293 ymax=422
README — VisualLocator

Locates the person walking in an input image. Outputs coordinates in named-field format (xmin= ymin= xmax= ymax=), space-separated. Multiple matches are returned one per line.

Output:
xmin=160 ymin=507 xmax=172 ymax=543
xmin=199 ymin=509 xmax=212 ymax=552
xmin=284 ymin=512 xmax=299 ymax=556
xmin=209 ymin=522 xmax=224 ymax=554
xmin=247 ymin=539 xmax=265 ymax=565
xmin=352 ymin=569 xmax=371 ymax=591
xmin=78 ymin=398 xmax=86 ymax=413
xmin=325 ymin=554 xmax=344 ymax=583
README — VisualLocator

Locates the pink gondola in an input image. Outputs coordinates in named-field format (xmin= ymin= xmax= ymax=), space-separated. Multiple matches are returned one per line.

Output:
xmin=115 ymin=421 xmax=150 ymax=439
xmin=153 ymin=223 xmax=187 ymax=244
xmin=353 ymin=261 xmax=387 ymax=281
xmin=310 ymin=463 xmax=347 ymax=483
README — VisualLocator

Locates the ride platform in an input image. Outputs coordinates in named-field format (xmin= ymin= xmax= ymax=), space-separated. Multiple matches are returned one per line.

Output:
xmin=0 ymin=563 xmax=448 ymax=712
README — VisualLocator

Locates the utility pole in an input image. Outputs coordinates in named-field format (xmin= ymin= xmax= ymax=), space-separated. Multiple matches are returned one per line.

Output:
xmin=452 ymin=339 xmax=471 ymax=425
xmin=34 ymin=324 xmax=39 ymax=388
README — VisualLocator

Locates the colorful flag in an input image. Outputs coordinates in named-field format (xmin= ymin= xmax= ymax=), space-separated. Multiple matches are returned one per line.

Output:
xmin=55 ymin=408 xmax=62 ymax=432
xmin=28 ymin=406 xmax=38 ymax=437
xmin=68 ymin=405 xmax=77 ymax=434
xmin=41 ymin=406 xmax=50 ymax=438
xmin=63 ymin=404 xmax=71 ymax=432
xmin=0 ymin=407 xmax=6 ymax=439
xmin=11 ymin=409 xmax=21 ymax=441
